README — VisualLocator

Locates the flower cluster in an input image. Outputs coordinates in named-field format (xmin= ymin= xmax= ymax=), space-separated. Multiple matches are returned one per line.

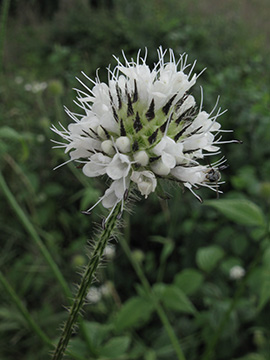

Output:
xmin=52 ymin=48 xmax=232 ymax=217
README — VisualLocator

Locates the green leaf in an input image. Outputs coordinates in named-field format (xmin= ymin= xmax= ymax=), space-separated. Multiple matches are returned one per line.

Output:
xmin=196 ymin=245 xmax=225 ymax=272
xmin=234 ymin=354 xmax=265 ymax=360
xmin=174 ymin=269 xmax=204 ymax=295
xmin=154 ymin=283 xmax=197 ymax=314
xmin=113 ymin=297 xmax=153 ymax=331
xmin=205 ymin=199 xmax=265 ymax=227
xmin=82 ymin=321 xmax=112 ymax=349
xmin=99 ymin=336 xmax=130 ymax=358
xmin=258 ymin=268 xmax=270 ymax=311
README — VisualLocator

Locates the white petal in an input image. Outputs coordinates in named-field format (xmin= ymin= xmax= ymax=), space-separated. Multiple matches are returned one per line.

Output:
xmin=102 ymin=189 xmax=118 ymax=209
xmin=161 ymin=152 xmax=176 ymax=169
xmin=171 ymin=166 xmax=206 ymax=184
xmin=106 ymin=154 xmax=131 ymax=180
xmin=151 ymin=160 xmax=170 ymax=176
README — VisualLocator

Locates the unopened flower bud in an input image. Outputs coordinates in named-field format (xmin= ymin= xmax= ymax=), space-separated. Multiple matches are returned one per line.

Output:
xmin=115 ymin=136 xmax=131 ymax=153
xmin=133 ymin=150 xmax=149 ymax=166
xmin=101 ymin=140 xmax=115 ymax=156
xmin=97 ymin=125 xmax=108 ymax=139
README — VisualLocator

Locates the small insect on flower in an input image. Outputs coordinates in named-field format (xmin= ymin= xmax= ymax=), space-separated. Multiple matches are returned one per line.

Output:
xmin=204 ymin=160 xmax=229 ymax=198
xmin=51 ymin=47 xmax=236 ymax=221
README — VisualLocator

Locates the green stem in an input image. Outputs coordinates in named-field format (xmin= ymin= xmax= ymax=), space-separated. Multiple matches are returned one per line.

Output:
xmin=52 ymin=203 xmax=121 ymax=360
xmin=0 ymin=0 xmax=10 ymax=72
xmin=0 ymin=270 xmax=53 ymax=347
xmin=0 ymin=171 xmax=71 ymax=300
xmin=119 ymin=236 xmax=186 ymax=360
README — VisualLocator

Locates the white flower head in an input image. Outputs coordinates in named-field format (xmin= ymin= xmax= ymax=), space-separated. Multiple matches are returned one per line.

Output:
xmin=86 ymin=286 xmax=102 ymax=304
xmin=229 ymin=265 xmax=246 ymax=280
xmin=52 ymin=47 xmax=236 ymax=217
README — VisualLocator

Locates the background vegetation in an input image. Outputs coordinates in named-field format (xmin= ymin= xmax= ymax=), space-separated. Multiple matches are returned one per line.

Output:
xmin=1 ymin=0 xmax=270 ymax=359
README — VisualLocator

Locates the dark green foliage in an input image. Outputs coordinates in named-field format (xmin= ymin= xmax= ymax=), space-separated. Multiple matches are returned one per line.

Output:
xmin=1 ymin=0 xmax=270 ymax=359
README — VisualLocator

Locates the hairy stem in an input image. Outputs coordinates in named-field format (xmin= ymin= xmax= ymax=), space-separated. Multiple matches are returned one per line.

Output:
xmin=119 ymin=235 xmax=187 ymax=360
xmin=52 ymin=203 xmax=121 ymax=360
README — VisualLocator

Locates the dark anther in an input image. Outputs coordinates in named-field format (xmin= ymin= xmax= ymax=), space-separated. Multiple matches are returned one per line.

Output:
xmin=133 ymin=112 xmax=143 ymax=133
xmin=127 ymin=93 xmax=134 ymax=117
xmin=117 ymin=211 xmax=123 ymax=220
xmin=132 ymin=140 xmax=139 ymax=152
xmin=148 ymin=129 xmax=159 ymax=144
xmin=134 ymin=163 xmax=140 ymax=169
xmin=149 ymin=155 xmax=161 ymax=162
xmin=101 ymin=218 xmax=106 ymax=229
xmin=81 ymin=210 xmax=92 ymax=215
xmin=132 ymin=80 xmax=138 ymax=103
xmin=174 ymin=123 xmax=192 ymax=141
xmin=145 ymin=99 xmax=155 ymax=121
xmin=116 ymin=85 xmax=122 ymax=110
xmin=112 ymin=106 xmax=119 ymax=122
xmin=100 ymin=125 xmax=110 ymax=139
xmin=219 ymin=164 xmax=229 ymax=171
xmin=120 ymin=119 xmax=126 ymax=136
xmin=162 ymin=94 xmax=177 ymax=115
xmin=124 ymin=188 xmax=129 ymax=201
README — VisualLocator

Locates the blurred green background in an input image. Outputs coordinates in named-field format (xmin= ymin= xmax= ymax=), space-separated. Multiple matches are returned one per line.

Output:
xmin=1 ymin=0 xmax=270 ymax=359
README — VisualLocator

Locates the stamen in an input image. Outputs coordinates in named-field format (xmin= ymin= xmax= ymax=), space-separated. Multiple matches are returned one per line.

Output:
xmin=184 ymin=182 xmax=203 ymax=203
xmin=53 ymin=158 xmax=74 ymax=170
xmin=81 ymin=71 xmax=97 ymax=88
xmin=103 ymin=200 xmax=120 ymax=228
xmin=199 ymin=86 xmax=204 ymax=113
xmin=187 ymin=60 xmax=197 ymax=79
